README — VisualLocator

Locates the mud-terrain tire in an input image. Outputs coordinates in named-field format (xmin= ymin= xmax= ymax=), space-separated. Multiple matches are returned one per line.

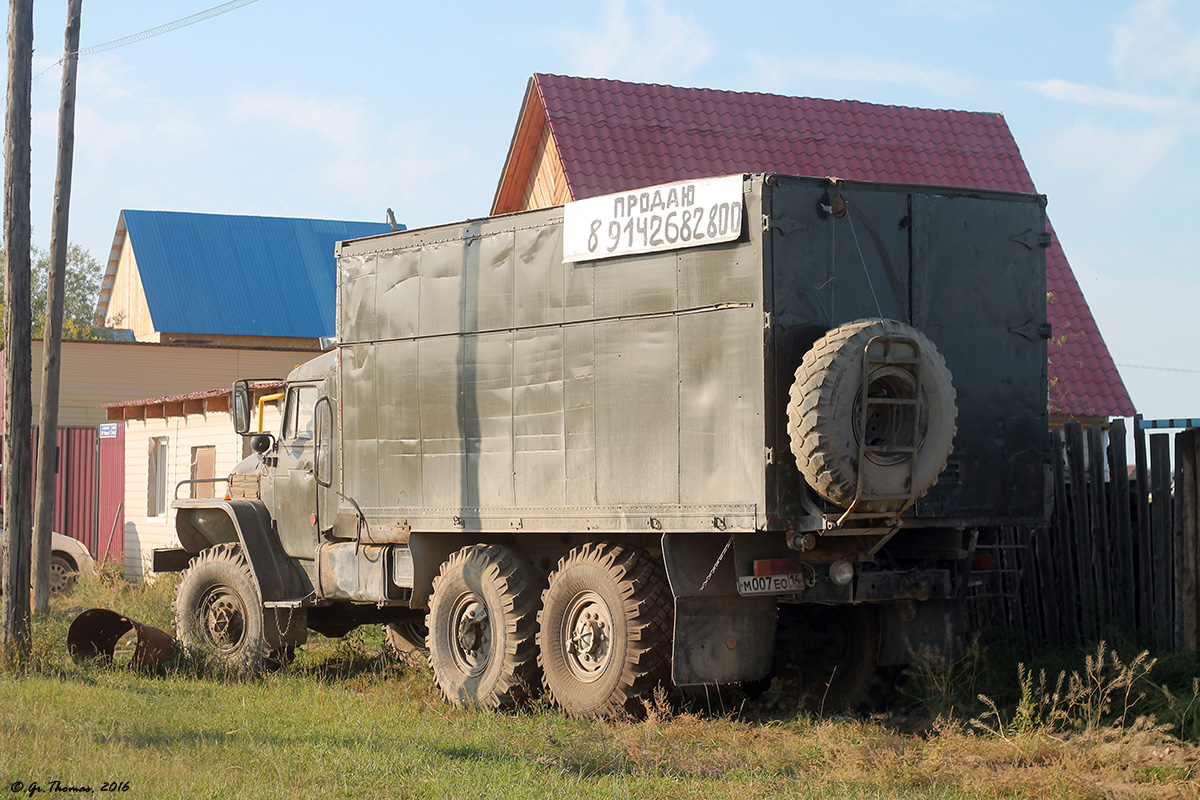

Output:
xmin=174 ymin=544 xmax=284 ymax=674
xmin=49 ymin=553 xmax=77 ymax=594
xmin=787 ymin=318 xmax=956 ymax=508
xmin=538 ymin=542 xmax=673 ymax=718
xmin=427 ymin=544 xmax=544 ymax=708
xmin=769 ymin=603 xmax=898 ymax=714
xmin=384 ymin=620 xmax=428 ymax=658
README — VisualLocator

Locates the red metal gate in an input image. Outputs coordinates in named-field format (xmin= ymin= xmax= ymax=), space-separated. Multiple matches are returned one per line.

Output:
xmin=19 ymin=424 xmax=125 ymax=566
xmin=97 ymin=424 xmax=125 ymax=566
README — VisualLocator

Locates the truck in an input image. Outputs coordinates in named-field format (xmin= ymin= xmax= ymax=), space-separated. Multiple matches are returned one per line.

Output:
xmin=160 ymin=173 xmax=1050 ymax=716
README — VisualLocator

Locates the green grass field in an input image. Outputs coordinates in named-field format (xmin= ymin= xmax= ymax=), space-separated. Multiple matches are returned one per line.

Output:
xmin=1 ymin=569 xmax=1198 ymax=800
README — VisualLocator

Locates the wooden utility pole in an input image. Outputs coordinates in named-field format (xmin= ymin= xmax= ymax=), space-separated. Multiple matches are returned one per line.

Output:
xmin=33 ymin=0 xmax=84 ymax=615
xmin=2 ymin=0 xmax=35 ymax=660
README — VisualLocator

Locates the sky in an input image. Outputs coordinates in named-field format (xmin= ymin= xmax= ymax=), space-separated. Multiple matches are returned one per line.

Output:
xmin=16 ymin=0 xmax=1200 ymax=427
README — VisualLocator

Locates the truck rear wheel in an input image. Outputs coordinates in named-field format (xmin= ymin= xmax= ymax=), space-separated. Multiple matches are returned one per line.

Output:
xmin=787 ymin=318 xmax=956 ymax=508
xmin=538 ymin=542 xmax=672 ymax=718
xmin=384 ymin=620 xmax=428 ymax=658
xmin=174 ymin=543 xmax=288 ymax=674
xmin=426 ymin=544 xmax=544 ymax=708
xmin=768 ymin=603 xmax=896 ymax=714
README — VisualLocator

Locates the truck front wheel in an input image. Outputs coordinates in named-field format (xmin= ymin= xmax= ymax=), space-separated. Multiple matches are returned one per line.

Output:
xmin=538 ymin=542 xmax=672 ymax=717
xmin=174 ymin=543 xmax=286 ymax=674
xmin=426 ymin=544 xmax=544 ymax=708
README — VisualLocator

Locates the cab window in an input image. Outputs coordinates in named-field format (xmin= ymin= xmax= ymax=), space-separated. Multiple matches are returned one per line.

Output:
xmin=282 ymin=385 xmax=318 ymax=442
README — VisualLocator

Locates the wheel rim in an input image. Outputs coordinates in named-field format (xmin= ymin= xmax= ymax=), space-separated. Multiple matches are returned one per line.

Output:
xmin=855 ymin=367 xmax=923 ymax=467
xmin=561 ymin=591 xmax=614 ymax=682
xmin=449 ymin=592 xmax=491 ymax=676
xmin=199 ymin=585 xmax=248 ymax=653
xmin=48 ymin=561 xmax=70 ymax=594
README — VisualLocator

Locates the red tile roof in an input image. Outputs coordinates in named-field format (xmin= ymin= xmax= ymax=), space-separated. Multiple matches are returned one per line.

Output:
xmin=524 ymin=73 xmax=1134 ymax=418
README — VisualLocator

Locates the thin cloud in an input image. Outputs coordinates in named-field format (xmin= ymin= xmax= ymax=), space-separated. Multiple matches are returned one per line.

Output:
xmin=1023 ymin=78 xmax=1199 ymax=119
xmin=1039 ymin=120 xmax=1180 ymax=194
xmin=222 ymin=89 xmax=464 ymax=223
xmin=562 ymin=0 xmax=710 ymax=83
xmin=1110 ymin=0 xmax=1200 ymax=90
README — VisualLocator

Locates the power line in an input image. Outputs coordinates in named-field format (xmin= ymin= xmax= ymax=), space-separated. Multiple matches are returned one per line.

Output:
xmin=35 ymin=0 xmax=261 ymax=80
xmin=1117 ymin=363 xmax=1200 ymax=375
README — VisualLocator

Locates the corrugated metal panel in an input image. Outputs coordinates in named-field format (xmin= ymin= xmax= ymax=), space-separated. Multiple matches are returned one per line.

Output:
xmin=121 ymin=210 xmax=395 ymax=339
xmin=66 ymin=428 xmax=97 ymax=551
xmin=4 ymin=340 xmax=310 ymax=429
xmin=98 ymin=424 xmax=124 ymax=565
xmin=30 ymin=426 xmax=99 ymax=553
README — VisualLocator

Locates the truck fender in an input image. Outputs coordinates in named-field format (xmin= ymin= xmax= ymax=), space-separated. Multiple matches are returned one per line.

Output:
xmin=407 ymin=531 xmax=480 ymax=609
xmin=174 ymin=499 xmax=312 ymax=604
xmin=661 ymin=532 xmax=776 ymax=685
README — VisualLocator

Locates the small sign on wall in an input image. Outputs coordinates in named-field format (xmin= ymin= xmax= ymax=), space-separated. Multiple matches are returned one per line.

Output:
xmin=98 ymin=423 xmax=118 ymax=439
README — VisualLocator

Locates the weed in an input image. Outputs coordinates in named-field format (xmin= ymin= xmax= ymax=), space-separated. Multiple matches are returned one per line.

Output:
xmin=973 ymin=642 xmax=1171 ymax=751
xmin=904 ymin=634 xmax=986 ymax=717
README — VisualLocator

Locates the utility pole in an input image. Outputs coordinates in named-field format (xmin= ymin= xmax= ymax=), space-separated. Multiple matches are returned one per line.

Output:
xmin=2 ymin=0 xmax=35 ymax=660
xmin=33 ymin=0 xmax=84 ymax=614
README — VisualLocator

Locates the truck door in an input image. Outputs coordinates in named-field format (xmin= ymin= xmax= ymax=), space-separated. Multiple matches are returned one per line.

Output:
xmin=271 ymin=383 xmax=320 ymax=560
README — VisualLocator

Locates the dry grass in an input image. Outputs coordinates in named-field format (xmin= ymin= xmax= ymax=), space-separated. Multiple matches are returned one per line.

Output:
xmin=1 ymin=573 xmax=1198 ymax=799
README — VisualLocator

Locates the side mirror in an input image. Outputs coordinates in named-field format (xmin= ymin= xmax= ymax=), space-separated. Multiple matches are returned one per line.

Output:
xmin=250 ymin=433 xmax=274 ymax=455
xmin=232 ymin=380 xmax=251 ymax=435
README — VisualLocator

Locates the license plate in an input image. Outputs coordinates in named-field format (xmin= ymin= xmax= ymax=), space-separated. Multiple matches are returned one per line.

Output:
xmin=736 ymin=572 xmax=805 ymax=596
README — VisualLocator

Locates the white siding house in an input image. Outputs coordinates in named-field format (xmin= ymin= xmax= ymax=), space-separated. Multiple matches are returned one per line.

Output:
xmin=106 ymin=386 xmax=282 ymax=580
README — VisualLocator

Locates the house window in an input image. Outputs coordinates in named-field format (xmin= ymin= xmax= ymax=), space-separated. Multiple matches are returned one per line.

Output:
xmin=190 ymin=445 xmax=217 ymax=499
xmin=148 ymin=437 xmax=168 ymax=516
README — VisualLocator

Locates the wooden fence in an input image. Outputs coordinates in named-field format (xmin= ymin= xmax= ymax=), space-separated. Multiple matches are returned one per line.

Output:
xmin=970 ymin=418 xmax=1200 ymax=653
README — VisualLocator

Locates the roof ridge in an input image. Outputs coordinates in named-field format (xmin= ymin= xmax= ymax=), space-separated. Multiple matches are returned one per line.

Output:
xmin=120 ymin=208 xmax=390 ymax=226
xmin=533 ymin=72 xmax=1006 ymax=118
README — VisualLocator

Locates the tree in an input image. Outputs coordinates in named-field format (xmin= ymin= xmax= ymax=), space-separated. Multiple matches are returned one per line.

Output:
xmin=0 ymin=241 xmax=111 ymax=340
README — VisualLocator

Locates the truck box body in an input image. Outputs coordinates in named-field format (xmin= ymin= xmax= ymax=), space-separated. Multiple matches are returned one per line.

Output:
xmin=333 ymin=174 xmax=1048 ymax=535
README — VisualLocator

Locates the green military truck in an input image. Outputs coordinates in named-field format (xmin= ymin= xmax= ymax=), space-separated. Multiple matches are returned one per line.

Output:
xmin=161 ymin=173 xmax=1049 ymax=716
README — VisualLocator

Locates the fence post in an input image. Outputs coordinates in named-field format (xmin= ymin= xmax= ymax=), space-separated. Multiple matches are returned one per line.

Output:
xmin=1108 ymin=418 xmax=1135 ymax=634
xmin=1135 ymin=416 xmax=1154 ymax=639
xmin=1150 ymin=434 xmax=1174 ymax=651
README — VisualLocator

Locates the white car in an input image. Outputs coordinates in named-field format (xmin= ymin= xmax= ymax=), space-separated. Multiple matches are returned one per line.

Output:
xmin=0 ymin=530 xmax=96 ymax=594
xmin=49 ymin=532 xmax=95 ymax=594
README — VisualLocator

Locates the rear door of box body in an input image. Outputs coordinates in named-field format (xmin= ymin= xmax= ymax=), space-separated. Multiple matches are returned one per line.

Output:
xmin=763 ymin=177 xmax=1047 ymax=525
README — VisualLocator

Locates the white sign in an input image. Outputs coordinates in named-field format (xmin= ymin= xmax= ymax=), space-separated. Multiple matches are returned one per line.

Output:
xmin=98 ymin=423 xmax=118 ymax=439
xmin=563 ymin=175 xmax=744 ymax=262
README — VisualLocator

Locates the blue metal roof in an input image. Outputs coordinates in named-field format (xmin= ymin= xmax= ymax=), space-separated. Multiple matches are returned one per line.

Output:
xmin=119 ymin=210 xmax=396 ymax=339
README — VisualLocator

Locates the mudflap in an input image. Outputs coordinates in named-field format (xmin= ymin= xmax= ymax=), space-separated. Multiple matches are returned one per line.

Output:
xmin=662 ymin=532 xmax=777 ymax=685
xmin=671 ymin=595 xmax=777 ymax=685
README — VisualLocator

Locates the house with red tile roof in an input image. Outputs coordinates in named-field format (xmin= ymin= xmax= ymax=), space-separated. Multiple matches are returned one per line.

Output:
xmin=493 ymin=73 xmax=1133 ymax=422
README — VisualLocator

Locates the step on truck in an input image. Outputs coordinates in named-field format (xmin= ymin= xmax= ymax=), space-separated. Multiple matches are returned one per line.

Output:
xmin=160 ymin=173 xmax=1050 ymax=715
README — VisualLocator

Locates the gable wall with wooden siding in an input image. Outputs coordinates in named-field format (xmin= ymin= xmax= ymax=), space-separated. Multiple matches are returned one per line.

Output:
xmin=519 ymin=122 xmax=570 ymax=212
xmin=122 ymin=403 xmax=282 ymax=580
xmin=493 ymin=84 xmax=572 ymax=215
xmin=104 ymin=236 xmax=158 ymax=341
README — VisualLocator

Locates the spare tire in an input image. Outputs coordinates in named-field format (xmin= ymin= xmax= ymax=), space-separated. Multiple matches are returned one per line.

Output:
xmin=787 ymin=318 xmax=956 ymax=509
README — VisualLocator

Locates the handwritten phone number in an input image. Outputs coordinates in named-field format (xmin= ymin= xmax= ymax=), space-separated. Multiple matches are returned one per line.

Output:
xmin=586 ymin=201 xmax=742 ymax=255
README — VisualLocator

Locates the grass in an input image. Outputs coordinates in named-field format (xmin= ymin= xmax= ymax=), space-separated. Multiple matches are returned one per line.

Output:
xmin=0 ymin=571 xmax=1198 ymax=799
